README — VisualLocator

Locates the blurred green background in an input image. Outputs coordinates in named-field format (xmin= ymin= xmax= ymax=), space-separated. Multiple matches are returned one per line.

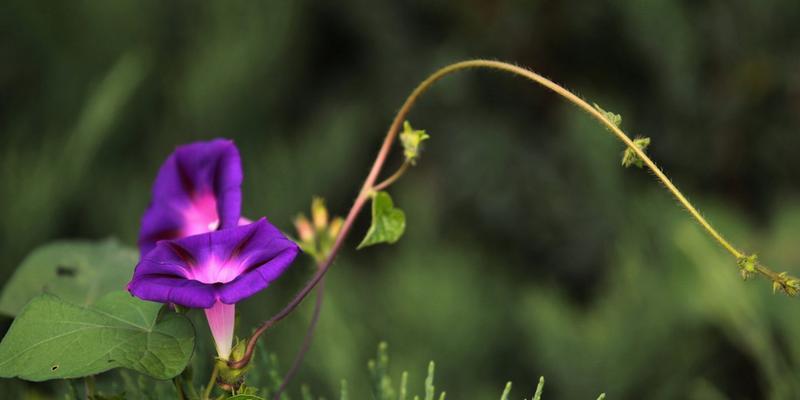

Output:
xmin=3 ymin=1 xmax=800 ymax=399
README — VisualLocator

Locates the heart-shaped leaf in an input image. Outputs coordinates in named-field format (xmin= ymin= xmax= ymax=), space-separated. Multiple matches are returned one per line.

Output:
xmin=0 ymin=291 xmax=195 ymax=381
xmin=358 ymin=191 xmax=406 ymax=249
xmin=0 ymin=239 xmax=137 ymax=316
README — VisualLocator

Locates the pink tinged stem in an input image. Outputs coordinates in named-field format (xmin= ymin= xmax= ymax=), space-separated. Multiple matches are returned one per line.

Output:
xmin=205 ymin=300 xmax=235 ymax=360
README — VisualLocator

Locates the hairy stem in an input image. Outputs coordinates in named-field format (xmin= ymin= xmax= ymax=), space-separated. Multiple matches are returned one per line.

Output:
xmin=231 ymin=59 xmax=788 ymax=369
xmin=273 ymin=279 xmax=326 ymax=399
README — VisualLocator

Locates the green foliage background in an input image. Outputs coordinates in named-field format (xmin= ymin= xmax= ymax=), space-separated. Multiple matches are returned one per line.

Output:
xmin=2 ymin=1 xmax=800 ymax=398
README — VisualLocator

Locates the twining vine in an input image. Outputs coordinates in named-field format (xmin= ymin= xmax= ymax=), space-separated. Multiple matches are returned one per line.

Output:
xmin=230 ymin=59 xmax=800 ymax=397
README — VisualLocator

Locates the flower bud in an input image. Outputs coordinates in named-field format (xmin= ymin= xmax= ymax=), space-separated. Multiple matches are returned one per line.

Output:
xmin=328 ymin=217 xmax=343 ymax=240
xmin=399 ymin=120 xmax=430 ymax=165
xmin=311 ymin=197 xmax=329 ymax=230
xmin=216 ymin=339 xmax=251 ymax=385
xmin=294 ymin=214 xmax=314 ymax=242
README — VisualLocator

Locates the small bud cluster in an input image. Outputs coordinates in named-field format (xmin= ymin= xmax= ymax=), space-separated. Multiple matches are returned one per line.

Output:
xmin=593 ymin=103 xmax=651 ymax=169
xmin=773 ymin=272 xmax=800 ymax=296
xmin=294 ymin=197 xmax=343 ymax=263
xmin=737 ymin=254 xmax=758 ymax=280
xmin=594 ymin=103 xmax=622 ymax=129
xmin=621 ymin=137 xmax=651 ymax=168
xmin=399 ymin=120 xmax=430 ymax=165
xmin=737 ymin=253 xmax=800 ymax=296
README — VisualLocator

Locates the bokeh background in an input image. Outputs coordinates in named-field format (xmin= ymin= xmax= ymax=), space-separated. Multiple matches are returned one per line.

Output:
xmin=3 ymin=1 xmax=800 ymax=399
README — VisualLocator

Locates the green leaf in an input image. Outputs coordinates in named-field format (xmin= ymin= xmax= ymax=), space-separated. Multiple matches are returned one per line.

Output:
xmin=357 ymin=192 xmax=406 ymax=249
xmin=0 ymin=291 xmax=195 ymax=381
xmin=500 ymin=382 xmax=512 ymax=400
xmin=301 ymin=384 xmax=313 ymax=400
xmin=340 ymin=379 xmax=349 ymax=400
xmin=533 ymin=376 xmax=545 ymax=400
xmin=368 ymin=342 xmax=396 ymax=400
xmin=0 ymin=239 xmax=137 ymax=316
xmin=424 ymin=362 xmax=435 ymax=400
xmin=91 ymin=393 xmax=127 ymax=400
xmin=227 ymin=396 xmax=266 ymax=400
xmin=400 ymin=121 xmax=430 ymax=164
xmin=399 ymin=371 xmax=408 ymax=400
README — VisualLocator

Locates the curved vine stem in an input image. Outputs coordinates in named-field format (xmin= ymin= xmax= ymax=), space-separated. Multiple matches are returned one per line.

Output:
xmin=273 ymin=279 xmax=325 ymax=400
xmin=230 ymin=59 xmax=793 ymax=370
xmin=373 ymin=160 xmax=411 ymax=192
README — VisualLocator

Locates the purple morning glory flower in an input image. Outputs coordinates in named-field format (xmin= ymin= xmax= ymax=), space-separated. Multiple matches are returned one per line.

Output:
xmin=129 ymin=139 xmax=299 ymax=360
xmin=128 ymin=219 xmax=298 ymax=359
xmin=138 ymin=139 xmax=244 ymax=257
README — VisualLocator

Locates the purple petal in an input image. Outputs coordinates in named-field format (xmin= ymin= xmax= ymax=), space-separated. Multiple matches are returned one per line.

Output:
xmin=216 ymin=243 xmax=300 ymax=304
xmin=128 ymin=218 xmax=300 ymax=308
xmin=127 ymin=276 xmax=217 ymax=308
xmin=138 ymin=139 xmax=243 ymax=256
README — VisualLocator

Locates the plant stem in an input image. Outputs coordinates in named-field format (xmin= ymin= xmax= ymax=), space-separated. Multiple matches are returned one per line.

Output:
xmin=203 ymin=363 xmax=219 ymax=400
xmin=231 ymin=59 xmax=790 ymax=369
xmin=273 ymin=278 xmax=326 ymax=400
xmin=187 ymin=377 xmax=201 ymax=400
xmin=373 ymin=161 xmax=411 ymax=192
xmin=229 ymin=193 xmax=370 ymax=369
xmin=84 ymin=375 xmax=96 ymax=400
xmin=173 ymin=376 xmax=187 ymax=400
xmin=458 ymin=61 xmax=743 ymax=259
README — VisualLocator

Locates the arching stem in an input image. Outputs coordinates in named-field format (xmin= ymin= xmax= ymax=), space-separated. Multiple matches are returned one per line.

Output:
xmin=230 ymin=59 xmax=792 ymax=370
xmin=273 ymin=279 xmax=325 ymax=399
